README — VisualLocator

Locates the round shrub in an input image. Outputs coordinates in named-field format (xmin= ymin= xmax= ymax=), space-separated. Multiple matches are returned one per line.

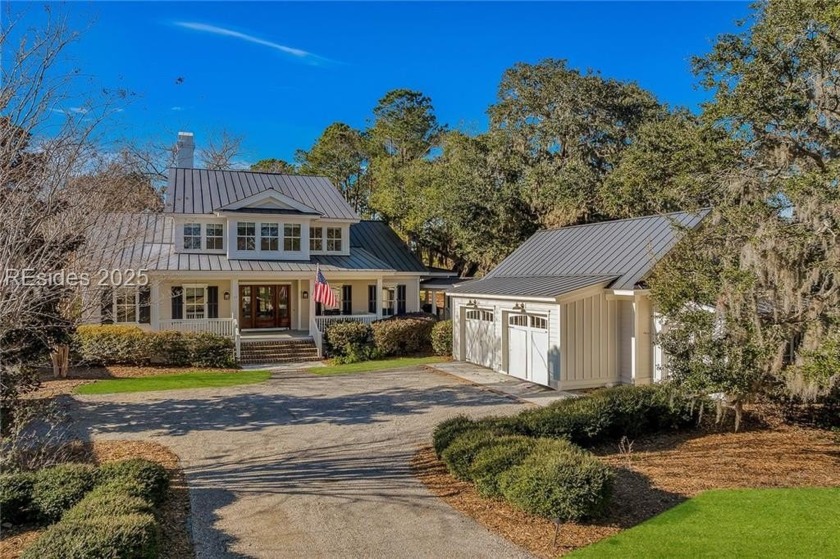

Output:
xmin=440 ymin=429 xmax=498 ymax=480
xmin=31 ymin=463 xmax=97 ymax=522
xmin=324 ymin=322 xmax=374 ymax=360
xmin=62 ymin=481 xmax=153 ymax=522
xmin=184 ymin=332 xmax=236 ymax=368
xmin=74 ymin=325 xmax=147 ymax=365
xmin=513 ymin=396 xmax=615 ymax=445
xmin=0 ymin=471 xmax=35 ymax=524
xmin=432 ymin=415 xmax=478 ymax=457
xmin=21 ymin=513 xmax=159 ymax=559
xmin=431 ymin=320 xmax=453 ymax=356
xmin=97 ymin=459 xmax=169 ymax=506
xmin=469 ymin=436 xmax=538 ymax=498
xmin=371 ymin=316 xmax=435 ymax=356
xmin=498 ymin=440 xmax=613 ymax=522
xmin=147 ymin=331 xmax=190 ymax=366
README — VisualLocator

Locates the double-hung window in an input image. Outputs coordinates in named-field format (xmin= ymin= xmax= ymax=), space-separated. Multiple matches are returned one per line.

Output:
xmin=237 ymin=222 xmax=256 ymax=251
xmin=184 ymin=223 xmax=202 ymax=250
xmin=206 ymin=224 xmax=224 ymax=250
xmin=310 ymin=227 xmax=323 ymax=251
xmin=261 ymin=223 xmax=279 ymax=251
xmin=326 ymin=227 xmax=343 ymax=252
xmin=284 ymin=224 xmax=301 ymax=251
xmin=184 ymin=286 xmax=206 ymax=320
xmin=382 ymin=287 xmax=396 ymax=317
xmin=114 ymin=287 xmax=138 ymax=323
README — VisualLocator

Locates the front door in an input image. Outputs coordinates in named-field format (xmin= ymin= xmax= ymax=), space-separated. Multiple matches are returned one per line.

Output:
xmin=239 ymin=285 xmax=291 ymax=329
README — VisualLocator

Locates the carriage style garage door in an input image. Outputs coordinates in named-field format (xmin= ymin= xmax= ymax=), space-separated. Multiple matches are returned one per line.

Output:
xmin=465 ymin=309 xmax=495 ymax=369
xmin=507 ymin=314 xmax=549 ymax=386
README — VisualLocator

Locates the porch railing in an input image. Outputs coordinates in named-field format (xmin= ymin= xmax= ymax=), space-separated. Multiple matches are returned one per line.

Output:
xmin=314 ymin=313 xmax=378 ymax=332
xmin=159 ymin=318 xmax=237 ymax=338
xmin=310 ymin=316 xmax=323 ymax=358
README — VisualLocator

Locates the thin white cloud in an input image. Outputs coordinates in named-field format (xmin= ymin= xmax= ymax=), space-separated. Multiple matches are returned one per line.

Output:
xmin=173 ymin=21 xmax=328 ymax=64
xmin=50 ymin=107 xmax=89 ymax=115
xmin=171 ymin=106 xmax=184 ymax=111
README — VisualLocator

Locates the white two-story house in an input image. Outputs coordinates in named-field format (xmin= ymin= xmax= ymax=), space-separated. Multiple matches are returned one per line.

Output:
xmin=86 ymin=132 xmax=431 ymax=360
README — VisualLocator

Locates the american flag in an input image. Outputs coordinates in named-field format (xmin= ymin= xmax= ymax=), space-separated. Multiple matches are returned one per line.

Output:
xmin=314 ymin=265 xmax=337 ymax=307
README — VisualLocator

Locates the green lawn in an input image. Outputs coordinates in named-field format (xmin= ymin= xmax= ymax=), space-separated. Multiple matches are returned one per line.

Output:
xmin=310 ymin=356 xmax=447 ymax=376
xmin=75 ymin=370 xmax=271 ymax=395
xmin=568 ymin=488 xmax=840 ymax=559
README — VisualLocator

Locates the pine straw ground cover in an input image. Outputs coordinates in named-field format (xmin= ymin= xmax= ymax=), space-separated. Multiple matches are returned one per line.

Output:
xmin=412 ymin=426 xmax=840 ymax=559
xmin=0 ymin=440 xmax=194 ymax=559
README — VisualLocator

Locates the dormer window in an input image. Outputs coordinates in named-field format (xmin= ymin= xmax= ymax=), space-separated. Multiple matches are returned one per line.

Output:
xmin=327 ymin=227 xmax=343 ymax=251
xmin=260 ymin=223 xmax=279 ymax=251
xmin=237 ymin=222 xmax=256 ymax=251
xmin=284 ymin=224 xmax=301 ymax=251
xmin=206 ymin=224 xmax=224 ymax=250
xmin=310 ymin=227 xmax=323 ymax=251
xmin=184 ymin=223 xmax=202 ymax=250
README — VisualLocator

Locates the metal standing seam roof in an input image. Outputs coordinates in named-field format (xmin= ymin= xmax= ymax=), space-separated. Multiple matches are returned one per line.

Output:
xmin=164 ymin=168 xmax=359 ymax=219
xmin=83 ymin=214 xmax=422 ymax=274
xmin=349 ymin=221 xmax=428 ymax=273
xmin=484 ymin=210 xmax=708 ymax=291
xmin=448 ymin=275 xmax=617 ymax=298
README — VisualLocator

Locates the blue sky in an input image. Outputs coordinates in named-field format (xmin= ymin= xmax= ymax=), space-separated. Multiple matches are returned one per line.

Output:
xmin=11 ymin=1 xmax=751 ymax=165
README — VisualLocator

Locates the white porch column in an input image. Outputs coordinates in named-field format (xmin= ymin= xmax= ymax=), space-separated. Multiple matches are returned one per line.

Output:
xmin=376 ymin=277 xmax=383 ymax=320
xmin=309 ymin=277 xmax=316 ymax=333
xmin=231 ymin=279 xmax=239 ymax=320
xmin=150 ymin=281 xmax=160 ymax=330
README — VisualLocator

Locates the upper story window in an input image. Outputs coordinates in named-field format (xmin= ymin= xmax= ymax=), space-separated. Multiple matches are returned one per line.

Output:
xmin=284 ymin=224 xmax=301 ymax=251
xmin=237 ymin=222 xmax=256 ymax=251
xmin=310 ymin=227 xmax=323 ymax=251
xmin=206 ymin=224 xmax=224 ymax=250
xmin=184 ymin=223 xmax=202 ymax=250
xmin=260 ymin=223 xmax=279 ymax=251
xmin=327 ymin=227 xmax=343 ymax=252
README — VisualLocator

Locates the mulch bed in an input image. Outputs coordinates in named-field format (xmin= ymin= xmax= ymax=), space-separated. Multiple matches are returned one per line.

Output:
xmin=29 ymin=365 xmax=239 ymax=398
xmin=0 ymin=440 xmax=194 ymax=559
xmin=412 ymin=426 xmax=840 ymax=559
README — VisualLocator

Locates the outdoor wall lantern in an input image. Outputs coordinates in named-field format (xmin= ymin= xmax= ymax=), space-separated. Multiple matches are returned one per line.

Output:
xmin=223 ymin=291 xmax=230 ymax=301
xmin=513 ymin=302 xmax=525 ymax=312
xmin=302 ymin=291 xmax=309 ymax=299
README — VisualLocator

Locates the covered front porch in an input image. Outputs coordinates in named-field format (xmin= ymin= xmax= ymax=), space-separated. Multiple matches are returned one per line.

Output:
xmin=151 ymin=274 xmax=420 ymax=359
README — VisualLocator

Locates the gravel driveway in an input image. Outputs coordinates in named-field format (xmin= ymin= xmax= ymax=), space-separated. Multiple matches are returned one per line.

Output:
xmin=69 ymin=367 xmax=533 ymax=559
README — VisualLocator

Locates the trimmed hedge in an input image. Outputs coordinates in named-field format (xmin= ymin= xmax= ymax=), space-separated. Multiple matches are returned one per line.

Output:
xmin=31 ymin=464 xmax=97 ymax=522
xmin=513 ymin=384 xmax=698 ymax=446
xmin=74 ymin=325 xmax=235 ymax=368
xmin=21 ymin=513 xmax=159 ymax=559
xmin=97 ymin=459 xmax=169 ymax=506
xmin=324 ymin=321 xmax=376 ymax=362
xmin=433 ymin=415 xmax=479 ymax=457
xmin=61 ymin=482 xmax=153 ymax=522
xmin=431 ymin=320 xmax=452 ymax=356
xmin=498 ymin=439 xmax=614 ymax=522
xmin=469 ymin=436 xmax=538 ymax=498
xmin=440 ymin=429 xmax=499 ymax=480
xmin=371 ymin=315 xmax=436 ymax=356
xmin=0 ymin=471 xmax=35 ymax=524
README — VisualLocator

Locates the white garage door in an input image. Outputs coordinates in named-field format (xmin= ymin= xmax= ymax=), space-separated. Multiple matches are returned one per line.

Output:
xmin=507 ymin=314 xmax=549 ymax=386
xmin=465 ymin=309 xmax=495 ymax=369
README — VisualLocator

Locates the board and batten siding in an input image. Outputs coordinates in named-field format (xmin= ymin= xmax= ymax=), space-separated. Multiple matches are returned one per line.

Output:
xmin=618 ymin=300 xmax=635 ymax=384
xmin=559 ymin=292 xmax=620 ymax=389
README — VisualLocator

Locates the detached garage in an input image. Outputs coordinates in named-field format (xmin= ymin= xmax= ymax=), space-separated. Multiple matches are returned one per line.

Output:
xmin=449 ymin=210 xmax=708 ymax=391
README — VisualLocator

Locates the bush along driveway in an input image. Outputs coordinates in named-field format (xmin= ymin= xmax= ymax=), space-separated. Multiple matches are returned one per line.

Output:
xmin=68 ymin=366 xmax=533 ymax=558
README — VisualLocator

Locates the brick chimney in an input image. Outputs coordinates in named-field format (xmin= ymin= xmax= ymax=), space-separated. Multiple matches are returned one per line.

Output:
xmin=175 ymin=132 xmax=195 ymax=168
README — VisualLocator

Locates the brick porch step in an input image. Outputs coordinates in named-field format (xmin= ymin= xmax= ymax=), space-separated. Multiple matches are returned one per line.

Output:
xmin=239 ymin=338 xmax=321 ymax=365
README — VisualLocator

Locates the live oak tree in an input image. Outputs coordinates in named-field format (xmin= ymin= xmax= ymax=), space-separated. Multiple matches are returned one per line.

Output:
xmin=250 ymin=158 xmax=297 ymax=174
xmin=650 ymin=0 xmax=840 ymax=421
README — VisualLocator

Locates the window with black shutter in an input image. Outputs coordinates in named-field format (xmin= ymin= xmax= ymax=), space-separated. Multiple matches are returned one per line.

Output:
xmin=207 ymin=286 xmax=219 ymax=319
xmin=397 ymin=285 xmax=407 ymax=315
xmin=138 ymin=286 xmax=151 ymax=324
xmin=171 ymin=286 xmax=183 ymax=320
xmin=341 ymin=285 xmax=352 ymax=315
xmin=100 ymin=287 xmax=113 ymax=324
xmin=368 ymin=285 xmax=377 ymax=314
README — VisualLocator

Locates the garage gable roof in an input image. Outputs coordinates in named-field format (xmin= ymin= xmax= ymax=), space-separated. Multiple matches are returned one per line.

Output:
xmin=485 ymin=210 xmax=708 ymax=290
xmin=449 ymin=275 xmax=616 ymax=299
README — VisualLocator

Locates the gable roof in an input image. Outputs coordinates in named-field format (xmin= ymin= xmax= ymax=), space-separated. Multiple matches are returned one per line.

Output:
xmin=350 ymin=221 xmax=428 ymax=273
xmin=83 ymin=214 xmax=424 ymax=274
xmin=164 ymin=168 xmax=359 ymax=219
xmin=451 ymin=210 xmax=708 ymax=298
